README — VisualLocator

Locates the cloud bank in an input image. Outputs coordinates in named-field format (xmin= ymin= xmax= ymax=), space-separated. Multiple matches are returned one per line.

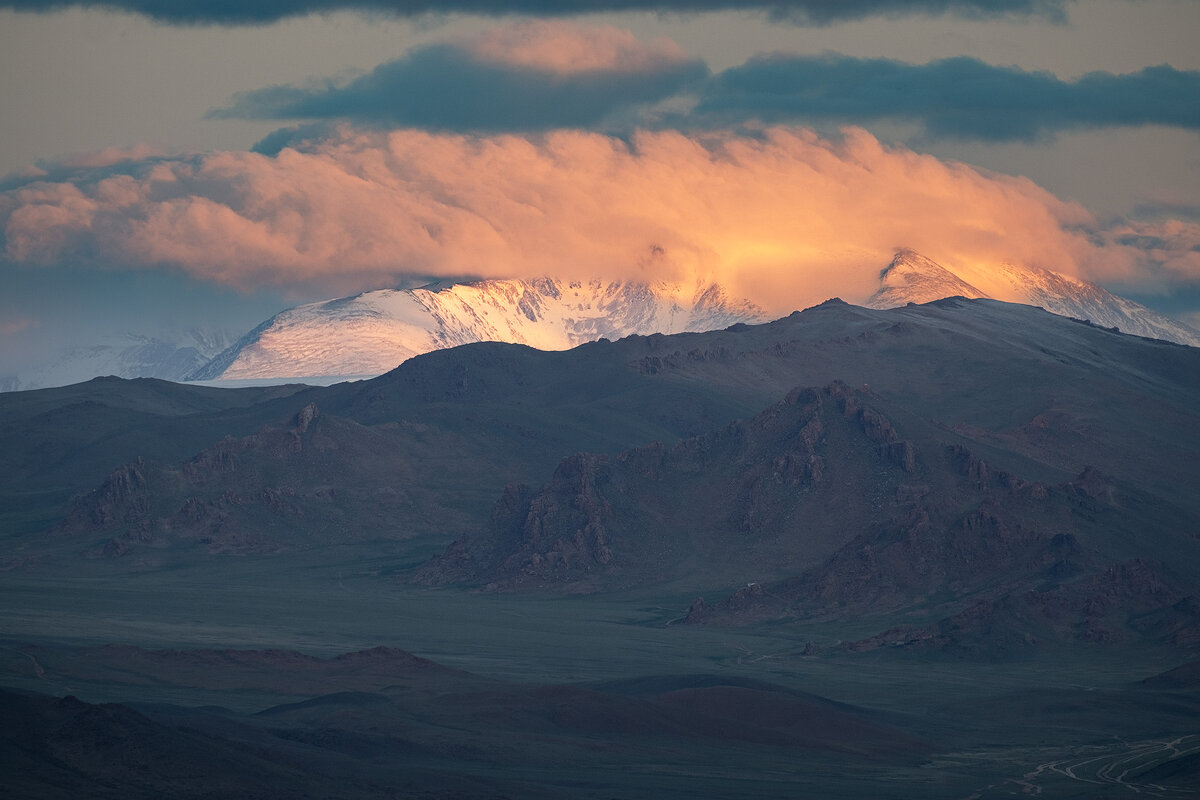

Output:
xmin=697 ymin=56 xmax=1200 ymax=141
xmin=6 ymin=124 xmax=1195 ymax=315
xmin=212 ymin=23 xmax=1200 ymax=143
xmin=1 ymin=0 xmax=1069 ymax=26
xmin=1102 ymin=217 xmax=1200 ymax=287
xmin=212 ymin=22 xmax=707 ymax=132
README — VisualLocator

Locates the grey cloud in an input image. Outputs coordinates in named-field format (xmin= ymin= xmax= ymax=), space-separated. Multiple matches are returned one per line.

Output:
xmin=250 ymin=123 xmax=345 ymax=156
xmin=1 ymin=0 xmax=1069 ymax=26
xmin=1115 ymin=234 xmax=1200 ymax=251
xmin=211 ymin=43 xmax=708 ymax=132
xmin=221 ymin=48 xmax=1200 ymax=142
xmin=695 ymin=55 xmax=1200 ymax=141
xmin=1129 ymin=201 xmax=1200 ymax=223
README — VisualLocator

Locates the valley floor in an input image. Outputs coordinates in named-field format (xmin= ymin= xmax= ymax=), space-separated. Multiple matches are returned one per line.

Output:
xmin=3 ymin=553 xmax=1198 ymax=799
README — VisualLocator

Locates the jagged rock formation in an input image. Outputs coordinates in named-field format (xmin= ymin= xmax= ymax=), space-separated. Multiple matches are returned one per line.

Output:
xmin=54 ymin=401 xmax=417 ymax=556
xmin=417 ymin=383 xmax=944 ymax=590
xmin=412 ymin=354 xmax=1200 ymax=653
xmin=682 ymin=444 xmax=1200 ymax=652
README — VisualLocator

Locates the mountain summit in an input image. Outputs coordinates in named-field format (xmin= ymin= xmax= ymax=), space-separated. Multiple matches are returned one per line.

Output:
xmin=865 ymin=250 xmax=1200 ymax=346
xmin=188 ymin=278 xmax=765 ymax=382
xmin=866 ymin=250 xmax=989 ymax=307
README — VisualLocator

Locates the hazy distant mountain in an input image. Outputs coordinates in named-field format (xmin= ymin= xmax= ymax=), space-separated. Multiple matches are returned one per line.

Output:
xmin=188 ymin=278 xmax=766 ymax=381
xmin=866 ymin=250 xmax=1200 ymax=346
xmin=0 ymin=329 xmax=234 ymax=392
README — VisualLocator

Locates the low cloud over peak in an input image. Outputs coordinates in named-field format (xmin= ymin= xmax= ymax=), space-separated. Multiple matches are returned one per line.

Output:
xmin=4 ymin=124 xmax=1195 ymax=315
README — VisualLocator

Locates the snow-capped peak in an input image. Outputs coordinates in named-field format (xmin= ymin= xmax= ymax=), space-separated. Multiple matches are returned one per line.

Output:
xmin=865 ymin=250 xmax=1200 ymax=347
xmin=867 ymin=250 xmax=989 ymax=308
xmin=188 ymin=277 xmax=767 ymax=382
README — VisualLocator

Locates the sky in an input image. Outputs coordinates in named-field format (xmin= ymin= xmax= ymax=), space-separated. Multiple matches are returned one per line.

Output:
xmin=1 ymin=0 xmax=1198 ymax=378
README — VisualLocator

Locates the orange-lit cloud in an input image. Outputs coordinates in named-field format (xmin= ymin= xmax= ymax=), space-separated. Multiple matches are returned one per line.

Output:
xmin=0 ymin=316 xmax=38 ymax=336
xmin=466 ymin=20 xmax=689 ymax=75
xmin=0 ymin=125 xmax=1188 ymax=315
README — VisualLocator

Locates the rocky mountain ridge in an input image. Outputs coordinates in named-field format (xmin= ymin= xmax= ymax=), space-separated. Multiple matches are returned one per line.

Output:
xmin=6 ymin=297 xmax=1199 ymax=656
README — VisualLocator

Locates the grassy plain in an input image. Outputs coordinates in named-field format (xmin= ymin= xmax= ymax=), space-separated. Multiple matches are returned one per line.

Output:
xmin=4 ymin=550 xmax=1198 ymax=798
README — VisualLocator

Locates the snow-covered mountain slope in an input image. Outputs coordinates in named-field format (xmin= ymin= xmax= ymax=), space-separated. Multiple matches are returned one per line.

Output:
xmin=865 ymin=251 xmax=989 ymax=308
xmin=865 ymin=250 xmax=1200 ymax=347
xmin=189 ymin=278 xmax=766 ymax=381
xmin=0 ymin=330 xmax=233 ymax=393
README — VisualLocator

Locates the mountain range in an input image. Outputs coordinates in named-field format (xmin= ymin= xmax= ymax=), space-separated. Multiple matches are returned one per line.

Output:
xmin=7 ymin=297 xmax=1199 ymax=629
xmin=6 ymin=251 xmax=1197 ymax=391
xmin=188 ymin=253 xmax=1199 ymax=383
xmin=186 ymin=277 xmax=766 ymax=382
xmin=4 ymin=296 xmax=1200 ymax=797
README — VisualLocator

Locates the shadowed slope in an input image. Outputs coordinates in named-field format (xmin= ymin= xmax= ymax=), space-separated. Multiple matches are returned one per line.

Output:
xmin=6 ymin=299 xmax=1199 ymax=605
